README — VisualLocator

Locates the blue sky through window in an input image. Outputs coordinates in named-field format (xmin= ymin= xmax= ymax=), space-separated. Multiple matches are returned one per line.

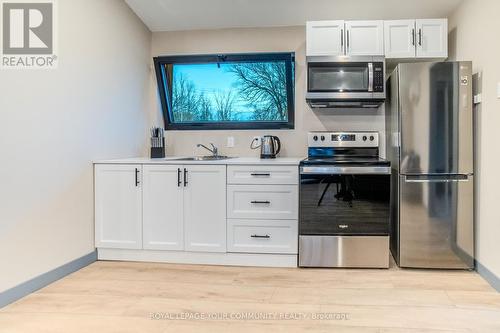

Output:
xmin=170 ymin=60 xmax=289 ymax=122
xmin=173 ymin=63 xmax=254 ymax=120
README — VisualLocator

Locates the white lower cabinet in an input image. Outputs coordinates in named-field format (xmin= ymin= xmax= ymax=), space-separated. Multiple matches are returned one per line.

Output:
xmin=227 ymin=219 xmax=298 ymax=254
xmin=227 ymin=165 xmax=298 ymax=185
xmin=96 ymin=163 xmax=226 ymax=253
xmin=227 ymin=185 xmax=298 ymax=220
xmin=95 ymin=162 xmax=298 ymax=265
xmin=184 ymin=165 xmax=227 ymax=252
xmin=95 ymin=164 xmax=143 ymax=249
xmin=142 ymin=165 xmax=184 ymax=250
xmin=226 ymin=165 xmax=299 ymax=255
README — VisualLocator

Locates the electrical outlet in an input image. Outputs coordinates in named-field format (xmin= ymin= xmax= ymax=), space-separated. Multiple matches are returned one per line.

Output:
xmin=226 ymin=136 xmax=235 ymax=148
xmin=497 ymin=82 xmax=500 ymax=99
xmin=252 ymin=136 xmax=261 ymax=145
xmin=474 ymin=94 xmax=482 ymax=104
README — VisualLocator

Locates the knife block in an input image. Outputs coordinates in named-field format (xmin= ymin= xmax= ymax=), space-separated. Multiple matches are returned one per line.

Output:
xmin=150 ymin=138 xmax=165 ymax=158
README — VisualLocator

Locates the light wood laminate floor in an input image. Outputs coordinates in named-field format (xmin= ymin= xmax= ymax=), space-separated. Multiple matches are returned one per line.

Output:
xmin=1 ymin=260 xmax=499 ymax=333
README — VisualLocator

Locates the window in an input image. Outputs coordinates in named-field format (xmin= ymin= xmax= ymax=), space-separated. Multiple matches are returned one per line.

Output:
xmin=154 ymin=53 xmax=295 ymax=130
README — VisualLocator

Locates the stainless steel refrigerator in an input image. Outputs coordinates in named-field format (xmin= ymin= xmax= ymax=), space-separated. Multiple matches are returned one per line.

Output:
xmin=385 ymin=61 xmax=474 ymax=269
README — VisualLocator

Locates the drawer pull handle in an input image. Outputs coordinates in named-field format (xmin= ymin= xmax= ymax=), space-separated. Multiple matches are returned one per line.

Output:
xmin=339 ymin=224 xmax=349 ymax=229
xmin=251 ymin=200 xmax=271 ymax=204
xmin=251 ymin=234 xmax=270 ymax=239
xmin=251 ymin=173 xmax=271 ymax=177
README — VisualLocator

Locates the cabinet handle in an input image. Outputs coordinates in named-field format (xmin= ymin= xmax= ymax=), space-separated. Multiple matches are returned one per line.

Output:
xmin=183 ymin=168 xmax=188 ymax=187
xmin=251 ymin=234 xmax=270 ymax=239
xmin=341 ymin=29 xmax=344 ymax=49
xmin=250 ymin=173 xmax=271 ymax=177
xmin=418 ymin=29 xmax=422 ymax=46
xmin=251 ymin=200 xmax=271 ymax=204
xmin=412 ymin=28 xmax=415 ymax=46
xmin=177 ymin=168 xmax=182 ymax=187
xmin=135 ymin=168 xmax=140 ymax=187
xmin=347 ymin=29 xmax=350 ymax=53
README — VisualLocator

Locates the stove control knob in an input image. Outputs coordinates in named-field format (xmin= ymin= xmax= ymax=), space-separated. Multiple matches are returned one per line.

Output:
xmin=362 ymin=136 xmax=367 ymax=141
xmin=370 ymin=135 xmax=375 ymax=141
xmin=313 ymin=135 xmax=318 ymax=141
xmin=320 ymin=135 xmax=325 ymax=141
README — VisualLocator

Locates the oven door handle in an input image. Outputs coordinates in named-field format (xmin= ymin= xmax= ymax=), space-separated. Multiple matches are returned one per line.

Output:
xmin=300 ymin=166 xmax=391 ymax=175
xmin=368 ymin=62 xmax=374 ymax=92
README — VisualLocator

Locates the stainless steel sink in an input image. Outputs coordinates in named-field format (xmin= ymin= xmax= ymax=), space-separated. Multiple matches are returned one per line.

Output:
xmin=171 ymin=156 xmax=234 ymax=161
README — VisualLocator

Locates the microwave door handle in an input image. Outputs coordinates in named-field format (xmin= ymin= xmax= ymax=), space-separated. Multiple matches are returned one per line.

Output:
xmin=368 ymin=62 xmax=374 ymax=92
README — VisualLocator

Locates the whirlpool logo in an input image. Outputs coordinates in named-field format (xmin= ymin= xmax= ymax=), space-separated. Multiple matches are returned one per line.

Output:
xmin=1 ymin=0 xmax=57 ymax=69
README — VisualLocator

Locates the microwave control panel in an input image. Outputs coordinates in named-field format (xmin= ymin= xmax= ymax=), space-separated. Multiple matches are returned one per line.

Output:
xmin=373 ymin=63 xmax=384 ymax=92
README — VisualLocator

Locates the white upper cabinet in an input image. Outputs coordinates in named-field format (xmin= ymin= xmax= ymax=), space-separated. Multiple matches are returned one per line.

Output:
xmin=416 ymin=19 xmax=448 ymax=58
xmin=184 ymin=165 xmax=227 ymax=253
xmin=384 ymin=20 xmax=416 ymax=58
xmin=306 ymin=20 xmax=345 ymax=56
xmin=95 ymin=164 xmax=142 ymax=249
xmin=345 ymin=20 xmax=384 ymax=56
xmin=142 ymin=165 xmax=184 ymax=251
xmin=308 ymin=18 xmax=448 ymax=59
xmin=306 ymin=20 xmax=383 ymax=56
xmin=385 ymin=19 xmax=448 ymax=59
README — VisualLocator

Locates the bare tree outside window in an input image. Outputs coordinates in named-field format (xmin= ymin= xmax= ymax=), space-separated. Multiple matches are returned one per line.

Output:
xmin=228 ymin=62 xmax=288 ymax=121
xmin=168 ymin=60 xmax=291 ymax=124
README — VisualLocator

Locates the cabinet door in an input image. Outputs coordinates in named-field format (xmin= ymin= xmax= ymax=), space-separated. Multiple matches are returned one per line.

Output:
xmin=384 ymin=20 xmax=416 ymax=58
xmin=306 ymin=20 xmax=345 ymax=56
xmin=345 ymin=20 xmax=384 ymax=56
xmin=95 ymin=164 xmax=142 ymax=249
xmin=416 ymin=19 xmax=448 ymax=58
xmin=184 ymin=165 xmax=227 ymax=252
xmin=142 ymin=165 xmax=184 ymax=250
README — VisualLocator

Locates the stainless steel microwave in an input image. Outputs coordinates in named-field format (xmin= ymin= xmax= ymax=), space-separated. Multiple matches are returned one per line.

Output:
xmin=306 ymin=56 xmax=386 ymax=108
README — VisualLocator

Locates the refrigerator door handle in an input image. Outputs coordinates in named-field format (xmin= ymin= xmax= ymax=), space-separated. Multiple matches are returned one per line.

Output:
xmin=404 ymin=175 xmax=471 ymax=183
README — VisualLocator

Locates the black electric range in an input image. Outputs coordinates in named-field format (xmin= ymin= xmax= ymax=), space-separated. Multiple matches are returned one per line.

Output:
xmin=299 ymin=132 xmax=391 ymax=268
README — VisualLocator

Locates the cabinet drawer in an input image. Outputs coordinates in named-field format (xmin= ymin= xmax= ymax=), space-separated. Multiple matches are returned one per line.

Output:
xmin=227 ymin=185 xmax=298 ymax=220
xmin=227 ymin=219 xmax=298 ymax=254
xmin=227 ymin=165 xmax=298 ymax=185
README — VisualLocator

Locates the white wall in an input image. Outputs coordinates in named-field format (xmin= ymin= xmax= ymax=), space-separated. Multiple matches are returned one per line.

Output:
xmin=151 ymin=26 xmax=386 ymax=158
xmin=449 ymin=0 xmax=500 ymax=279
xmin=0 ymin=0 xmax=151 ymax=292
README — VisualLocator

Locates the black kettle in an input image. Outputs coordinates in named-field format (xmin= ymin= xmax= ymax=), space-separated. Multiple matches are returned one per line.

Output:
xmin=251 ymin=135 xmax=281 ymax=159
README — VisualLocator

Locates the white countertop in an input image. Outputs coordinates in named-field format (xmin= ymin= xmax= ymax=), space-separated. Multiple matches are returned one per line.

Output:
xmin=93 ymin=156 xmax=304 ymax=165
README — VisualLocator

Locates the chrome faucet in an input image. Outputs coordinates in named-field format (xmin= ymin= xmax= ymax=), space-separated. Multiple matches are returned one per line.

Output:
xmin=197 ymin=143 xmax=219 ymax=157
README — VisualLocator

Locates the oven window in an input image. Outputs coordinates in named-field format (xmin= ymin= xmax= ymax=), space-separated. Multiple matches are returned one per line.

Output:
xmin=300 ymin=174 xmax=390 ymax=235
xmin=308 ymin=65 xmax=369 ymax=92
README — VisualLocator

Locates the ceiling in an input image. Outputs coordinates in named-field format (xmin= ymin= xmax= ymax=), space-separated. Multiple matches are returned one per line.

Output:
xmin=125 ymin=0 xmax=464 ymax=32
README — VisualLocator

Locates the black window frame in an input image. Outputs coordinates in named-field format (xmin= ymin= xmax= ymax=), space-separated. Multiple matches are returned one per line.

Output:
xmin=153 ymin=52 xmax=295 ymax=130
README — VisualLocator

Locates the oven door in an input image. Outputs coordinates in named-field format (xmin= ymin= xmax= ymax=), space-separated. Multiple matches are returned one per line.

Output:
xmin=299 ymin=166 xmax=391 ymax=236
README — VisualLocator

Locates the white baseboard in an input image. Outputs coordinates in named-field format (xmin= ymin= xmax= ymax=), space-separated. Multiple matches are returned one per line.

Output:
xmin=97 ymin=248 xmax=298 ymax=267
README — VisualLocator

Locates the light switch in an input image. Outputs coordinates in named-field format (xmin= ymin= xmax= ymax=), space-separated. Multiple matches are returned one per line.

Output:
xmin=497 ymin=82 xmax=500 ymax=99
xmin=226 ymin=136 xmax=235 ymax=148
